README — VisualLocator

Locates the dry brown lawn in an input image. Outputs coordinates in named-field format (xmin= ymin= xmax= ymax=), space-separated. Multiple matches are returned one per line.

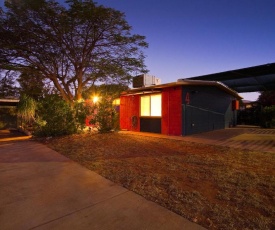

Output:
xmin=43 ymin=132 xmax=275 ymax=230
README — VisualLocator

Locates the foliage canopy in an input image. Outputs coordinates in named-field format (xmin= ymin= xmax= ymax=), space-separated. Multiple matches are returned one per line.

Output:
xmin=257 ymin=90 xmax=275 ymax=107
xmin=0 ymin=70 xmax=19 ymax=98
xmin=0 ymin=0 xmax=148 ymax=103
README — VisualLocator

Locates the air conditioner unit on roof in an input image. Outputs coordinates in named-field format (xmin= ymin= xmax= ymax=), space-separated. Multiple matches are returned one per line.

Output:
xmin=133 ymin=74 xmax=161 ymax=88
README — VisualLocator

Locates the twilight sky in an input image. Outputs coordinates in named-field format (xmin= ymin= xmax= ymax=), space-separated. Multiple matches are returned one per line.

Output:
xmin=94 ymin=0 xmax=275 ymax=101
xmin=1 ymin=0 xmax=275 ymax=100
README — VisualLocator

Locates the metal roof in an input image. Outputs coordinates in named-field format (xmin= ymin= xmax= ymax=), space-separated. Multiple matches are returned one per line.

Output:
xmin=122 ymin=80 xmax=242 ymax=99
xmin=0 ymin=99 xmax=19 ymax=107
xmin=183 ymin=63 xmax=275 ymax=93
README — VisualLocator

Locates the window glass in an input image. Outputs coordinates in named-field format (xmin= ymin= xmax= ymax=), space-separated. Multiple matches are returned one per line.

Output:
xmin=140 ymin=96 xmax=150 ymax=116
xmin=151 ymin=94 xmax=161 ymax=116
xmin=112 ymin=98 xmax=120 ymax=106
xmin=140 ymin=94 xmax=161 ymax=117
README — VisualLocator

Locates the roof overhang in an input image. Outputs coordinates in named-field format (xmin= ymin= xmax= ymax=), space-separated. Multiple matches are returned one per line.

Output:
xmin=0 ymin=99 xmax=19 ymax=107
xmin=183 ymin=63 xmax=275 ymax=93
xmin=121 ymin=80 xmax=242 ymax=99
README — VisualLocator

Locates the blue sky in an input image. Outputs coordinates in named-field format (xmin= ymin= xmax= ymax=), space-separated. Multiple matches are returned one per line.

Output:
xmin=1 ymin=0 xmax=275 ymax=100
xmin=94 ymin=0 xmax=275 ymax=100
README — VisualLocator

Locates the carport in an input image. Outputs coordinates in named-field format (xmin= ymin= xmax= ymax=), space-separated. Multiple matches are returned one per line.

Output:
xmin=184 ymin=62 xmax=275 ymax=93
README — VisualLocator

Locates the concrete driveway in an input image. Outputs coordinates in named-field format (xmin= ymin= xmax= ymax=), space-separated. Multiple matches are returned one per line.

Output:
xmin=0 ymin=133 xmax=204 ymax=230
xmin=121 ymin=127 xmax=275 ymax=153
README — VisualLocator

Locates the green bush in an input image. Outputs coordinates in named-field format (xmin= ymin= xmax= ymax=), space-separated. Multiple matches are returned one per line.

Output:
xmin=34 ymin=95 xmax=78 ymax=137
xmin=18 ymin=94 xmax=36 ymax=120
xmin=260 ymin=105 xmax=275 ymax=128
xmin=89 ymin=96 xmax=119 ymax=133
xmin=74 ymin=100 xmax=91 ymax=131
xmin=0 ymin=107 xmax=18 ymax=129
xmin=0 ymin=121 xmax=5 ymax=129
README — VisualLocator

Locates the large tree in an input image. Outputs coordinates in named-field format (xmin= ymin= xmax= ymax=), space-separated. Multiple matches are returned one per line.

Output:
xmin=0 ymin=0 xmax=148 ymax=103
xmin=17 ymin=69 xmax=51 ymax=100
xmin=0 ymin=69 xmax=19 ymax=98
xmin=257 ymin=91 xmax=275 ymax=107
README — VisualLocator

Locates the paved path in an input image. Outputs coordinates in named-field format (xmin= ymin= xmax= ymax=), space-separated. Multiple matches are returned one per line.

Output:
xmin=0 ymin=134 xmax=204 ymax=230
xmin=120 ymin=127 xmax=275 ymax=153
xmin=191 ymin=128 xmax=275 ymax=153
xmin=1 ymin=127 xmax=273 ymax=229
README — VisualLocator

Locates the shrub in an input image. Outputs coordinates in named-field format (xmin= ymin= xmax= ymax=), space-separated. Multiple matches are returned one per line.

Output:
xmin=89 ymin=96 xmax=119 ymax=133
xmin=34 ymin=95 xmax=77 ymax=137
xmin=0 ymin=107 xmax=17 ymax=129
xmin=260 ymin=105 xmax=275 ymax=128
xmin=74 ymin=100 xmax=91 ymax=131
xmin=17 ymin=94 xmax=36 ymax=128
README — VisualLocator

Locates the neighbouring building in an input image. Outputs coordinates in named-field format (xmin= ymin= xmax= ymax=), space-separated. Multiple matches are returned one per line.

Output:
xmin=120 ymin=75 xmax=241 ymax=136
xmin=0 ymin=98 xmax=19 ymax=129
xmin=238 ymin=100 xmax=260 ymax=126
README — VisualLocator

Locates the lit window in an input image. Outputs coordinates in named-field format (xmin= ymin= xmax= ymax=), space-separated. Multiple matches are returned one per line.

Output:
xmin=112 ymin=98 xmax=120 ymax=106
xmin=151 ymin=94 xmax=162 ymax=116
xmin=140 ymin=94 xmax=161 ymax=117
xmin=141 ymin=96 xmax=150 ymax=116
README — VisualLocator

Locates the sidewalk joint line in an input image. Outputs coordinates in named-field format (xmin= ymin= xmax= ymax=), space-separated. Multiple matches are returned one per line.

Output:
xmin=29 ymin=190 xmax=130 ymax=229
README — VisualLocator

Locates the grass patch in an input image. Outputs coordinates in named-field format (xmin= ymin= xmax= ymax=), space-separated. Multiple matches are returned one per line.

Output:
xmin=43 ymin=132 xmax=275 ymax=230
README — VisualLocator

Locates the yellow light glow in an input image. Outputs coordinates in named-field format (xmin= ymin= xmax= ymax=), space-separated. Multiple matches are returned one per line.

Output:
xmin=112 ymin=98 xmax=120 ymax=106
xmin=77 ymin=98 xmax=84 ymax=103
xmin=140 ymin=95 xmax=150 ymax=116
xmin=92 ymin=96 xmax=99 ymax=103
xmin=151 ymin=94 xmax=161 ymax=116
xmin=140 ymin=94 xmax=162 ymax=117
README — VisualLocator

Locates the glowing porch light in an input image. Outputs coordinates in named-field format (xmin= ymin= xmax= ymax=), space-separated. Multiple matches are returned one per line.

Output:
xmin=92 ymin=96 xmax=99 ymax=103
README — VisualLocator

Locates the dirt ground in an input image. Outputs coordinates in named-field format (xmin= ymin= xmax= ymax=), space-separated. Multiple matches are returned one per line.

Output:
xmin=44 ymin=132 xmax=275 ymax=230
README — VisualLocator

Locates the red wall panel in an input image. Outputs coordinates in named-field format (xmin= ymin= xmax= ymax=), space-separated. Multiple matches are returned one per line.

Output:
xmin=161 ymin=90 xmax=169 ymax=135
xmin=162 ymin=87 xmax=182 ymax=136
xmin=232 ymin=100 xmax=240 ymax=111
xmin=120 ymin=95 xmax=140 ymax=131
xmin=120 ymin=86 xmax=182 ymax=135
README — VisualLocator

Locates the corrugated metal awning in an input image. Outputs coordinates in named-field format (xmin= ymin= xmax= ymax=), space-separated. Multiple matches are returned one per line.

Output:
xmin=183 ymin=63 xmax=275 ymax=93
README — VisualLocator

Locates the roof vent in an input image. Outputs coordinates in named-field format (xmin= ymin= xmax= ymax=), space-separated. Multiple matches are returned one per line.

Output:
xmin=133 ymin=74 xmax=161 ymax=88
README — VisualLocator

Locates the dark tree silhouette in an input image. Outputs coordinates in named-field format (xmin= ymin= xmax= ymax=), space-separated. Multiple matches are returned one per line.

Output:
xmin=0 ymin=0 xmax=148 ymax=103
xmin=0 ymin=70 xmax=19 ymax=98
xmin=257 ymin=91 xmax=275 ymax=107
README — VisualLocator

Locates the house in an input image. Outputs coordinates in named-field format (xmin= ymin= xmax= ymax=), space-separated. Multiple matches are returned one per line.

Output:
xmin=0 ymin=98 xmax=19 ymax=129
xmin=120 ymin=77 xmax=242 ymax=136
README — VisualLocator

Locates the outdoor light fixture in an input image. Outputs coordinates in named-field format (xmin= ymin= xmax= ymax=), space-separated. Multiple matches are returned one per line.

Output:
xmin=92 ymin=96 xmax=99 ymax=103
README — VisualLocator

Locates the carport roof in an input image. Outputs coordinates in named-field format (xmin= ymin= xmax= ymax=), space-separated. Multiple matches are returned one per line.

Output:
xmin=183 ymin=63 xmax=275 ymax=93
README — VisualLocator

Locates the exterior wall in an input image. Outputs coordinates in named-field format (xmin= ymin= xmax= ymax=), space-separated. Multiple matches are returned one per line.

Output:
xmin=120 ymin=95 xmax=140 ymax=131
xmin=120 ymin=85 xmax=237 ymax=136
xmin=162 ymin=86 xmax=182 ymax=135
xmin=120 ymin=87 xmax=182 ymax=135
xmin=182 ymin=85 xmax=236 ymax=135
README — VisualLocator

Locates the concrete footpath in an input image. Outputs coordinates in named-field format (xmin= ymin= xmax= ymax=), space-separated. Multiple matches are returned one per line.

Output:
xmin=0 ymin=136 xmax=205 ymax=230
